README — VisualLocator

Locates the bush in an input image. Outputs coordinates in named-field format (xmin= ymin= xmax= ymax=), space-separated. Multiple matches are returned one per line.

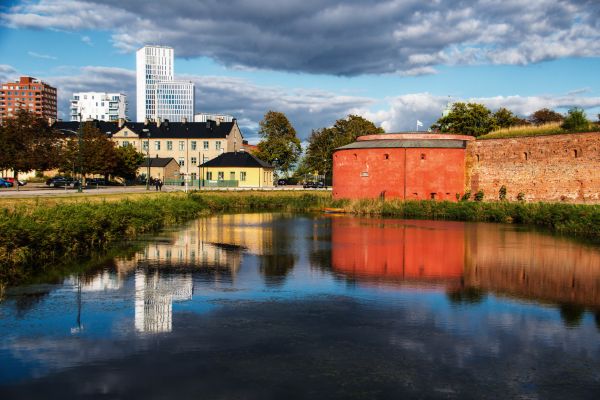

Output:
xmin=499 ymin=185 xmax=507 ymax=201
xmin=517 ymin=192 xmax=526 ymax=202
xmin=461 ymin=191 xmax=471 ymax=201
xmin=561 ymin=107 xmax=589 ymax=131
xmin=474 ymin=190 xmax=484 ymax=202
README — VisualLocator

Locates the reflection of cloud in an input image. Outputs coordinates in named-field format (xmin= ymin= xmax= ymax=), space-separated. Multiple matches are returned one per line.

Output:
xmin=64 ymin=271 xmax=121 ymax=292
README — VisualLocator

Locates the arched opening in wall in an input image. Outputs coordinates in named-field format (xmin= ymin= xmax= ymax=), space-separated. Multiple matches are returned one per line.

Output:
xmin=573 ymin=149 xmax=579 ymax=158
xmin=430 ymin=193 xmax=436 ymax=200
xmin=420 ymin=153 xmax=426 ymax=160
xmin=384 ymin=153 xmax=389 ymax=160
xmin=353 ymin=153 xmax=357 ymax=160
xmin=476 ymin=154 xmax=480 ymax=162
xmin=523 ymin=152 xmax=528 ymax=161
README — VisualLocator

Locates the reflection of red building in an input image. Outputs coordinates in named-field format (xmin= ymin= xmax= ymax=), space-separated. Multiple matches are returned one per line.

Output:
xmin=332 ymin=134 xmax=474 ymax=201
xmin=331 ymin=218 xmax=465 ymax=283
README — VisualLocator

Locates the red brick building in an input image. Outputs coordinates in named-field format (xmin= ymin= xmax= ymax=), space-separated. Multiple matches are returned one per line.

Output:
xmin=0 ymin=76 xmax=57 ymax=123
xmin=333 ymin=133 xmax=474 ymax=201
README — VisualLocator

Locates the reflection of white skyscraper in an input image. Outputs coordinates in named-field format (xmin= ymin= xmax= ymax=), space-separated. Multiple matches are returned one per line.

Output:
xmin=136 ymin=45 xmax=195 ymax=122
xmin=134 ymin=271 xmax=193 ymax=333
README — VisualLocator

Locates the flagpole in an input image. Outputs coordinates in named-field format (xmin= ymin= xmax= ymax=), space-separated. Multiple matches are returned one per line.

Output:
xmin=416 ymin=120 xmax=419 ymax=132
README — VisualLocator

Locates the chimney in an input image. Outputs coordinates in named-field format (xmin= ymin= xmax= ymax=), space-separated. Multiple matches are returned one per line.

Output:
xmin=156 ymin=117 xmax=161 ymax=127
xmin=118 ymin=118 xmax=125 ymax=128
xmin=182 ymin=117 xmax=187 ymax=124
xmin=206 ymin=120 xmax=212 ymax=130
xmin=216 ymin=116 xmax=222 ymax=127
xmin=144 ymin=117 xmax=149 ymax=126
xmin=163 ymin=119 xmax=169 ymax=128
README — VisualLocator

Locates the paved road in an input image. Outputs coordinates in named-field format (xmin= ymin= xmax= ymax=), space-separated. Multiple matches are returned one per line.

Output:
xmin=0 ymin=183 xmax=330 ymax=197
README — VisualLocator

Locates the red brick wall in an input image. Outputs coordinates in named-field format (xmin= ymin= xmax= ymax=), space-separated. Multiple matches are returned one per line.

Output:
xmin=333 ymin=147 xmax=466 ymax=200
xmin=466 ymin=132 xmax=600 ymax=202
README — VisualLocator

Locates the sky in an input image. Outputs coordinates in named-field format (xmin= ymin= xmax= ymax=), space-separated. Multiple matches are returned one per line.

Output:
xmin=1 ymin=0 xmax=600 ymax=143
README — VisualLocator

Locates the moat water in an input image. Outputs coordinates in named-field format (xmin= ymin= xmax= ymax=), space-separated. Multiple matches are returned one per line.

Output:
xmin=1 ymin=213 xmax=600 ymax=399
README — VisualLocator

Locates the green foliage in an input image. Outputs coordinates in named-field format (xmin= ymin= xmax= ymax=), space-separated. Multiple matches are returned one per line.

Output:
xmin=113 ymin=145 xmax=145 ymax=180
xmin=493 ymin=108 xmax=527 ymax=129
xmin=474 ymin=190 xmax=484 ymax=202
xmin=499 ymin=185 xmax=507 ymax=201
xmin=460 ymin=190 xmax=471 ymax=201
xmin=517 ymin=192 xmax=526 ymax=202
xmin=561 ymin=107 xmax=589 ymax=131
xmin=255 ymin=111 xmax=302 ymax=176
xmin=0 ymin=109 xmax=61 ymax=178
xmin=530 ymin=108 xmax=563 ymax=125
xmin=304 ymin=114 xmax=383 ymax=177
xmin=59 ymin=122 xmax=118 ymax=177
xmin=432 ymin=102 xmax=496 ymax=136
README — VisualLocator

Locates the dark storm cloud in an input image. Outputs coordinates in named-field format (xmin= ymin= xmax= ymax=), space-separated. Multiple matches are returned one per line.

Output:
xmin=3 ymin=0 xmax=600 ymax=75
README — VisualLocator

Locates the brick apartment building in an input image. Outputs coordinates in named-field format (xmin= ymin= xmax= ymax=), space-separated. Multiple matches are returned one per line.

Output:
xmin=0 ymin=76 xmax=57 ymax=123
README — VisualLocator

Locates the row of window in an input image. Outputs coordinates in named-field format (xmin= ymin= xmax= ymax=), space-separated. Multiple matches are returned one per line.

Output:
xmin=129 ymin=140 xmax=222 ymax=151
xmin=205 ymin=171 xmax=247 ymax=181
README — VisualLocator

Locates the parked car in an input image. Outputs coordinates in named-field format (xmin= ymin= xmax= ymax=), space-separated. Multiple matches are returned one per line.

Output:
xmin=303 ymin=181 xmax=316 ymax=189
xmin=46 ymin=177 xmax=80 ymax=188
xmin=277 ymin=179 xmax=287 ymax=186
xmin=86 ymin=178 xmax=106 ymax=186
xmin=0 ymin=178 xmax=14 ymax=188
xmin=2 ymin=177 xmax=26 ymax=186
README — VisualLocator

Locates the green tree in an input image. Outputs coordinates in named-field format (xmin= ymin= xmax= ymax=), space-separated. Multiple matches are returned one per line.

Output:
xmin=113 ymin=145 xmax=145 ymax=180
xmin=431 ymin=102 xmax=496 ymax=136
xmin=561 ymin=107 xmax=589 ymax=131
xmin=59 ymin=122 xmax=118 ymax=179
xmin=0 ymin=109 xmax=61 ymax=188
xmin=529 ymin=108 xmax=563 ymax=125
xmin=493 ymin=108 xmax=528 ymax=129
xmin=255 ymin=111 xmax=301 ymax=176
xmin=304 ymin=115 xmax=383 ymax=178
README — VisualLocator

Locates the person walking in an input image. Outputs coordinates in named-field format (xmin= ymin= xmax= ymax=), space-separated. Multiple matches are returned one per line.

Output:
xmin=154 ymin=178 xmax=160 ymax=191
xmin=158 ymin=179 xmax=163 ymax=191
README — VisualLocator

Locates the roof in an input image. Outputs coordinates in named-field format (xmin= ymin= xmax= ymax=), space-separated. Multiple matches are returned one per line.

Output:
xmin=52 ymin=119 xmax=240 ymax=139
xmin=200 ymin=151 xmax=273 ymax=168
xmin=141 ymin=157 xmax=177 ymax=168
xmin=336 ymin=139 xmax=468 ymax=151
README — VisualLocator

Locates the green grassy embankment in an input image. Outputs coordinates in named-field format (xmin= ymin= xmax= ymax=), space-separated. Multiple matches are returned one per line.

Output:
xmin=478 ymin=122 xmax=600 ymax=140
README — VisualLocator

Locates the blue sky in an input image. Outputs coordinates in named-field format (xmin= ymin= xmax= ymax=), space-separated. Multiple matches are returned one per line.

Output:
xmin=1 ymin=0 xmax=599 ymax=142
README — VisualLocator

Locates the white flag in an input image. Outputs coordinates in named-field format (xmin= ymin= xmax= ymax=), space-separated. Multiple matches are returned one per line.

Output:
xmin=416 ymin=120 xmax=423 ymax=127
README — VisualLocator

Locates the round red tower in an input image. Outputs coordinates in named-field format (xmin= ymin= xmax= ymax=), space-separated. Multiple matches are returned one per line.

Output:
xmin=332 ymin=133 xmax=474 ymax=201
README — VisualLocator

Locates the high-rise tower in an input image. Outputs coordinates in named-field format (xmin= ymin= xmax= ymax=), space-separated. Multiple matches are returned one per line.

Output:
xmin=136 ymin=45 xmax=194 ymax=122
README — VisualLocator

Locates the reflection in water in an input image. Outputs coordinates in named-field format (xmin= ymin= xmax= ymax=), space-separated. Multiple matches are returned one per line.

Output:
xmin=3 ymin=214 xmax=600 ymax=398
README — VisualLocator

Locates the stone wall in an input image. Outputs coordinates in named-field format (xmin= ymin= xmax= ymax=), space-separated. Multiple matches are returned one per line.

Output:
xmin=466 ymin=132 xmax=600 ymax=203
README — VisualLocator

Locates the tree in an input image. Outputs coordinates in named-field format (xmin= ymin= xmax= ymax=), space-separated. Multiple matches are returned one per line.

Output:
xmin=59 ymin=122 xmax=118 ymax=179
xmin=0 ymin=109 xmax=61 ymax=188
xmin=113 ymin=145 xmax=145 ymax=180
xmin=561 ymin=107 xmax=589 ymax=131
xmin=493 ymin=108 xmax=528 ymax=129
xmin=255 ymin=111 xmax=302 ymax=176
xmin=529 ymin=108 xmax=563 ymax=125
xmin=431 ymin=102 xmax=496 ymax=136
xmin=304 ymin=115 xmax=383 ymax=178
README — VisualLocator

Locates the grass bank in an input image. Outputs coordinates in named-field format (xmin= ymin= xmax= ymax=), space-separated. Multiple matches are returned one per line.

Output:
xmin=0 ymin=191 xmax=330 ymax=285
xmin=478 ymin=122 xmax=600 ymax=140
xmin=334 ymin=198 xmax=600 ymax=238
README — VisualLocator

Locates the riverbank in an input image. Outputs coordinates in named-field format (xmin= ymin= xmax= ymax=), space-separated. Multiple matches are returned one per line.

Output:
xmin=2 ymin=190 xmax=600 ymax=285
xmin=0 ymin=192 xmax=330 ymax=284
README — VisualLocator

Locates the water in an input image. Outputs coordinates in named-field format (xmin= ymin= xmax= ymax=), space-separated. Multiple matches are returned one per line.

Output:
xmin=1 ymin=213 xmax=600 ymax=399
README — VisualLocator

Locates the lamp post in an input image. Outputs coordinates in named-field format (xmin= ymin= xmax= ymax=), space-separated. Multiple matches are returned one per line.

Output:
xmin=77 ymin=111 xmax=83 ymax=193
xmin=144 ymin=129 xmax=150 ymax=190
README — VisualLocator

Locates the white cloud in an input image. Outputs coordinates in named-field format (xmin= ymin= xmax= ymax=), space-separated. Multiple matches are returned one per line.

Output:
xmin=1 ymin=0 xmax=599 ymax=75
xmin=27 ymin=51 xmax=57 ymax=60
xmin=81 ymin=35 xmax=93 ymax=46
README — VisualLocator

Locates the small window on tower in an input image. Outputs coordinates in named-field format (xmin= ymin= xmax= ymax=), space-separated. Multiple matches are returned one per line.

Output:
xmin=384 ymin=154 xmax=389 ymax=160
xmin=421 ymin=153 xmax=426 ymax=160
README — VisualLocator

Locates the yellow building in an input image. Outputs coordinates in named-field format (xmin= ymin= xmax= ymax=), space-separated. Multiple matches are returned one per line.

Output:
xmin=199 ymin=151 xmax=274 ymax=187
xmin=139 ymin=157 xmax=180 ymax=181
xmin=52 ymin=118 xmax=244 ymax=182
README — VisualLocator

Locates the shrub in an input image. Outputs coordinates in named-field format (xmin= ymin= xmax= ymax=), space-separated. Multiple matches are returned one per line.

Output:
xmin=517 ymin=192 xmax=526 ymax=202
xmin=499 ymin=185 xmax=507 ymax=201
xmin=474 ymin=190 xmax=484 ymax=202
xmin=561 ymin=107 xmax=589 ymax=131
xmin=461 ymin=191 xmax=471 ymax=201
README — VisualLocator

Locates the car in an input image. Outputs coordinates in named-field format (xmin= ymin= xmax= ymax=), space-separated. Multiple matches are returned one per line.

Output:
xmin=86 ymin=178 xmax=106 ymax=186
xmin=0 ymin=178 xmax=14 ymax=188
xmin=46 ymin=177 xmax=80 ymax=188
xmin=303 ymin=181 xmax=316 ymax=189
xmin=277 ymin=179 xmax=287 ymax=186
xmin=2 ymin=177 xmax=27 ymax=186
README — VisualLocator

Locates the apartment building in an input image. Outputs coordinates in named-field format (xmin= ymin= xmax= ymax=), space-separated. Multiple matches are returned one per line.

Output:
xmin=70 ymin=92 xmax=127 ymax=121
xmin=0 ymin=76 xmax=57 ymax=122
xmin=136 ymin=45 xmax=194 ymax=122
xmin=52 ymin=118 xmax=244 ymax=180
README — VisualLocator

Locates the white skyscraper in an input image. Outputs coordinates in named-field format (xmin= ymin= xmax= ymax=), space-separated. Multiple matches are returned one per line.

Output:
xmin=136 ymin=45 xmax=195 ymax=122
xmin=70 ymin=92 xmax=127 ymax=121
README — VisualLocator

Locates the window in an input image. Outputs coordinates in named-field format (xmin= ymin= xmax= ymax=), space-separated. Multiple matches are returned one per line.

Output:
xmin=216 ymin=141 xmax=221 ymax=150
xmin=179 ymin=158 xmax=185 ymax=166
xmin=240 ymin=171 xmax=246 ymax=181
xmin=191 ymin=141 xmax=197 ymax=150
xmin=191 ymin=172 xmax=197 ymax=180
xmin=420 ymin=153 xmax=426 ymax=160
xmin=230 ymin=172 xmax=235 ymax=180
xmin=167 ymin=141 xmax=173 ymax=150
xmin=206 ymin=171 xmax=213 ymax=180
xmin=179 ymin=141 xmax=184 ymax=151
xmin=203 ymin=141 xmax=209 ymax=150
xmin=142 ymin=141 xmax=149 ymax=151
xmin=384 ymin=154 xmax=389 ymax=160
xmin=122 ymin=141 xmax=130 ymax=147
xmin=191 ymin=157 xmax=197 ymax=165
xmin=218 ymin=171 xmax=224 ymax=180
xmin=155 ymin=141 xmax=161 ymax=150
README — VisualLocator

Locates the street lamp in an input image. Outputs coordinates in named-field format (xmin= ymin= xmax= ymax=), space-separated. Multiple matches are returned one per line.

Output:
xmin=144 ymin=128 xmax=150 ymax=190
xmin=77 ymin=110 xmax=84 ymax=193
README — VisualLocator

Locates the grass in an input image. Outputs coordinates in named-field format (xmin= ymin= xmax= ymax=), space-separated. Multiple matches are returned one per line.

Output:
xmin=478 ymin=122 xmax=600 ymax=140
